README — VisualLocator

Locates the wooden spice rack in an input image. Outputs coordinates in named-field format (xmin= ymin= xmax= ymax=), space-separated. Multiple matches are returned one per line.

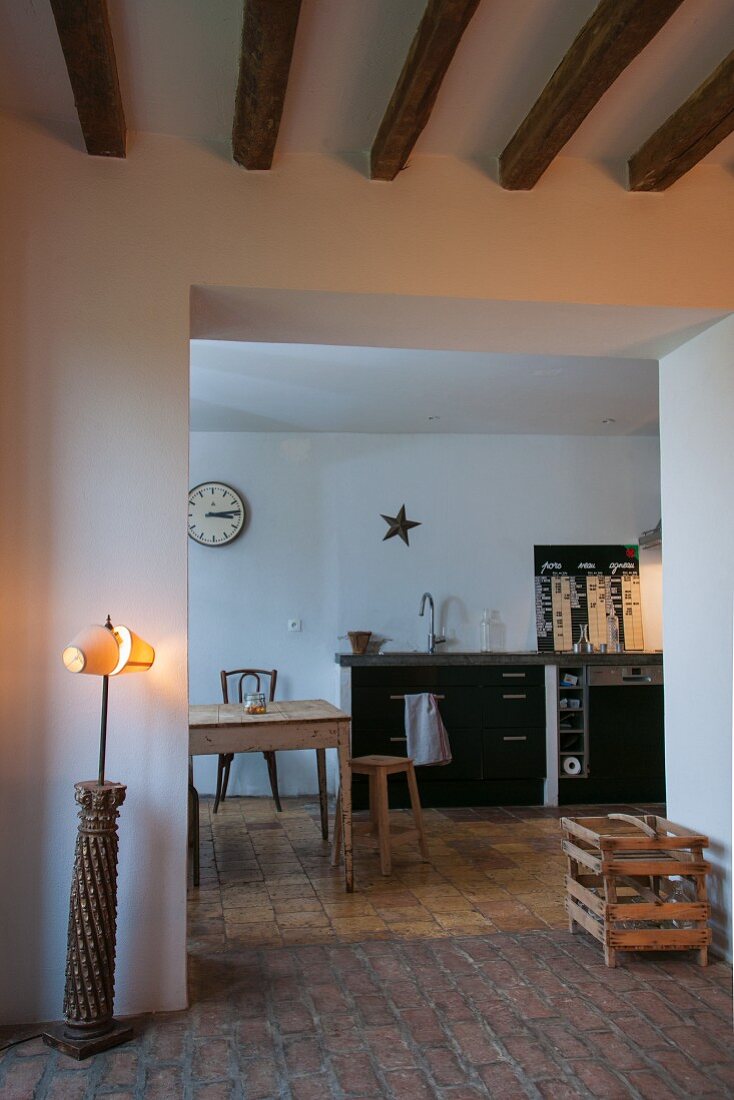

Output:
xmin=561 ymin=813 xmax=711 ymax=967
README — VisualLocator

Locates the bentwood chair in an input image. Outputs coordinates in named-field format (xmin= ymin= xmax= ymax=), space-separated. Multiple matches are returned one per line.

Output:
xmin=217 ymin=668 xmax=280 ymax=812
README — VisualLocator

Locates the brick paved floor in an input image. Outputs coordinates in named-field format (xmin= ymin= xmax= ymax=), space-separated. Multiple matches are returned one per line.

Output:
xmin=1 ymin=798 xmax=732 ymax=1098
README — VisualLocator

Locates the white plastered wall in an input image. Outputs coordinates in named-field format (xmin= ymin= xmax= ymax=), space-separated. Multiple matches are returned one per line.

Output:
xmin=1 ymin=110 xmax=732 ymax=1021
xmin=659 ymin=316 xmax=734 ymax=959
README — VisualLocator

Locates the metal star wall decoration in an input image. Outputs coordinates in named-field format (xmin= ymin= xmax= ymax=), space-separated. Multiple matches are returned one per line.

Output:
xmin=381 ymin=504 xmax=421 ymax=546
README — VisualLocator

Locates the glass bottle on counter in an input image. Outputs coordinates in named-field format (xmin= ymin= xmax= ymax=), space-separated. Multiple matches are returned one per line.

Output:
xmin=480 ymin=609 xmax=491 ymax=652
xmin=607 ymin=600 xmax=620 ymax=650
xmin=489 ymin=609 xmax=506 ymax=651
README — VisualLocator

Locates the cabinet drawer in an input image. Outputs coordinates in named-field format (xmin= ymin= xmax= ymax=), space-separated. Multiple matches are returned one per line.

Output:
xmin=482 ymin=665 xmax=544 ymax=686
xmin=485 ymin=685 xmax=545 ymax=728
xmin=352 ymin=725 xmax=482 ymax=781
xmin=352 ymin=684 xmax=482 ymax=732
xmin=483 ymin=728 xmax=546 ymax=779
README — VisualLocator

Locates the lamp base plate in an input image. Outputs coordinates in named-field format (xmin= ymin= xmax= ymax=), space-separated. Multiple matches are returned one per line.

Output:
xmin=43 ymin=1020 xmax=134 ymax=1060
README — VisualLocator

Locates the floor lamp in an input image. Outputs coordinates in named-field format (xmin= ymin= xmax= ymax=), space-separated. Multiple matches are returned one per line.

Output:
xmin=44 ymin=615 xmax=154 ymax=1060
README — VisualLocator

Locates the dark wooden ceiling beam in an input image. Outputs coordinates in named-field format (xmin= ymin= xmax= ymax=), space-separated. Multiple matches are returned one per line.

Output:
xmin=499 ymin=0 xmax=684 ymax=190
xmin=628 ymin=52 xmax=734 ymax=191
xmin=370 ymin=0 xmax=482 ymax=182
xmin=49 ymin=0 xmax=126 ymax=158
xmin=232 ymin=0 xmax=302 ymax=170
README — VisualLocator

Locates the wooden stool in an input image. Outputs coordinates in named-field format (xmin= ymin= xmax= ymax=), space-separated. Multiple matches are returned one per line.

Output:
xmin=331 ymin=755 xmax=429 ymax=875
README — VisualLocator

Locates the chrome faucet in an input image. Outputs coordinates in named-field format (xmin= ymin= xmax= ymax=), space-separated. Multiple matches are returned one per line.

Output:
xmin=419 ymin=592 xmax=446 ymax=654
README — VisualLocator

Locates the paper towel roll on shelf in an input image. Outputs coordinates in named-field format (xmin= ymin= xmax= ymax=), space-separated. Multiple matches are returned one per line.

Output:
xmin=562 ymin=756 xmax=582 ymax=776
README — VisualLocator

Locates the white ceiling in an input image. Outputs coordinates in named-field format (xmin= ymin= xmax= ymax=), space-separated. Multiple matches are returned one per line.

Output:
xmin=1 ymin=0 xmax=733 ymax=167
xmin=190 ymin=340 xmax=660 ymax=436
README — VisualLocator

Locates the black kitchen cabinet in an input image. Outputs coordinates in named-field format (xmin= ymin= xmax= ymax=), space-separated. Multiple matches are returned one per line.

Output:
xmin=350 ymin=664 xmax=546 ymax=808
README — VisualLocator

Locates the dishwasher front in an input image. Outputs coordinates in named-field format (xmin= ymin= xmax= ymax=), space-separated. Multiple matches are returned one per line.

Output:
xmin=560 ymin=664 xmax=665 ymax=805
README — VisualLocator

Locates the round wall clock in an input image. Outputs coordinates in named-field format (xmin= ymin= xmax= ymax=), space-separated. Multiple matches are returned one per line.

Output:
xmin=188 ymin=482 xmax=246 ymax=546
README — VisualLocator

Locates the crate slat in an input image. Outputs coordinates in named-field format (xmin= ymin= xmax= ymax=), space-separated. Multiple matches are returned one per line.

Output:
xmin=565 ymin=875 xmax=605 ymax=917
xmin=608 ymin=928 xmax=711 ymax=949
xmin=601 ymin=835 xmax=710 ymax=851
xmin=607 ymin=901 xmax=710 ymax=921
xmin=563 ymin=839 xmax=602 ymax=873
xmin=566 ymin=897 xmax=605 ymax=943
xmin=602 ymin=858 xmax=709 ymax=877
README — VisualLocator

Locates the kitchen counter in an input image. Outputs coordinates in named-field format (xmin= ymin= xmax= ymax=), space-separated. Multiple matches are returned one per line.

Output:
xmin=336 ymin=650 xmax=663 ymax=667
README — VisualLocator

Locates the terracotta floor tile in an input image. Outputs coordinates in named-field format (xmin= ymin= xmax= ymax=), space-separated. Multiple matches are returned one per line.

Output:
xmin=276 ymin=911 xmax=331 ymax=929
xmin=375 ymin=906 xmax=433 ymax=923
xmin=388 ymin=921 xmax=446 ymax=939
xmin=321 ymin=896 xmax=378 ymax=912
xmin=272 ymin=897 xmax=325 ymax=914
xmin=423 ymin=896 xmax=475 ymax=913
xmin=266 ymin=883 xmax=316 ymax=899
xmin=224 ymin=907 xmax=275 ymax=924
xmin=279 ymin=927 xmax=337 ymax=945
xmin=226 ymin=923 xmax=282 ymax=946
xmin=331 ymin=916 xmax=390 ymax=933
xmin=366 ymin=891 xmax=420 ymax=907
xmin=409 ymin=884 xmax=462 ymax=899
xmin=433 ymin=912 xmax=494 ymax=932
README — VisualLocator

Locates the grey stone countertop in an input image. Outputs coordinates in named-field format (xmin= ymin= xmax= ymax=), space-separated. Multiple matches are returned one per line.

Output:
xmin=336 ymin=650 xmax=663 ymax=666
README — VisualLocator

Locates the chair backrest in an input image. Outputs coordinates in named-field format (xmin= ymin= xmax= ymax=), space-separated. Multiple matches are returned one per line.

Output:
xmin=220 ymin=668 xmax=278 ymax=704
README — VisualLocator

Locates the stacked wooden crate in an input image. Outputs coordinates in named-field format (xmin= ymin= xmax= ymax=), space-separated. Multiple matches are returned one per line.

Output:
xmin=561 ymin=813 xmax=711 ymax=967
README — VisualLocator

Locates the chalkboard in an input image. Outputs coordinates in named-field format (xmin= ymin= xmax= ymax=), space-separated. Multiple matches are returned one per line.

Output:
xmin=534 ymin=545 xmax=644 ymax=652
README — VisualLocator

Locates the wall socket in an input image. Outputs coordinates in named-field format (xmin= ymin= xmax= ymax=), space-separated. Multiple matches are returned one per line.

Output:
xmin=288 ymin=619 xmax=302 ymax=632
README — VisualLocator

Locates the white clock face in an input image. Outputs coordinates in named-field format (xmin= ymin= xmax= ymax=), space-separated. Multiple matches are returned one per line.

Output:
xmin=188 ymin=482 xmax=246 ymax=546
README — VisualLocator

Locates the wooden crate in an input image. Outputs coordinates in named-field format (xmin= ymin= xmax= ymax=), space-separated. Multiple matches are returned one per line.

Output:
xmin=561 ymin=813 xmax=711 ymax=967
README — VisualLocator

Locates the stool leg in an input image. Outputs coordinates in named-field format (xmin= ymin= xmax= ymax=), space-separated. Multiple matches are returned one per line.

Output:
xmin=405 ymin=762 xmax=429 ymax=862
xmin=368 ymin=773 xmax=379 ymax=835
xmin=331 ymin=788 xmax=342 ymax=866
xmin=374 ymin=770 xmax=392 ymax=876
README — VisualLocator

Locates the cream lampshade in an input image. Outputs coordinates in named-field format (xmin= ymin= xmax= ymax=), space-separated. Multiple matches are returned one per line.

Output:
xmin=110 ymin=625 xmax=155 ymax=675
xmin=62 ymin=623 xmax=119 ymax=675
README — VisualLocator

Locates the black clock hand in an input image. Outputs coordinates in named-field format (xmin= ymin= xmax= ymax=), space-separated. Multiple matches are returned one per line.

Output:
xmin=204 ymin=510 xmax=241 ymax=518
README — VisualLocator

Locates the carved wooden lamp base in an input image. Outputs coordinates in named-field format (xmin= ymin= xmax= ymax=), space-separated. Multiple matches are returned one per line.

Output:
xmin=43 ymin=781 xmax=134 ymax=1060
xmin=43 ymin=1019 xmax=135 ymax=1060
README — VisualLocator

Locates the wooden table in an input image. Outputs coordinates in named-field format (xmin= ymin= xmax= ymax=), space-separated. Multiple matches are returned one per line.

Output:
xmin=189 ymin=699 xmax=353 ymax=891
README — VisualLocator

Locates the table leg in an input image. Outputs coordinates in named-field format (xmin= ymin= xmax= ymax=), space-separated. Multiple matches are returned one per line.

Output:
xmin=188 ymin=756 xmax=200 ymax=888
xmin=336 ymin=732 xmax=353 ymax=892
xmin=316 ymin=748 xmax=328 ymax=840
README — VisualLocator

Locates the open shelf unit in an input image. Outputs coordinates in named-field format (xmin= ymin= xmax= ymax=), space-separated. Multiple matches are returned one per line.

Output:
xmin=558 ymin=665 xmax=589 ymax=778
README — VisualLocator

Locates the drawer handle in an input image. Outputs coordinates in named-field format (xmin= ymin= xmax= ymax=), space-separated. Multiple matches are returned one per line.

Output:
xmin=389 ymin=694 xmax=446 ymax=700
xmin=502 ymin=672 xmax=526 ymax=678
xmin=503 ymin=735 xmax=527 ymax=742
xmin=389 ymin=736 xmax=407 ymax=742
xmin=502 ymin=693 xmax=527 ymax=700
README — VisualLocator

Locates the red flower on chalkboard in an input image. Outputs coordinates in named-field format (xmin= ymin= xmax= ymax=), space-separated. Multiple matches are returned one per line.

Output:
xmin=626 ymin=547 xmax=636 ymax=558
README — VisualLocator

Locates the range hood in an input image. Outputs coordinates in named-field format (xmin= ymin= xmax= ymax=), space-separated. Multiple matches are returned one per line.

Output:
xmin=639 ymin=519 xmax=662 ymax=550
